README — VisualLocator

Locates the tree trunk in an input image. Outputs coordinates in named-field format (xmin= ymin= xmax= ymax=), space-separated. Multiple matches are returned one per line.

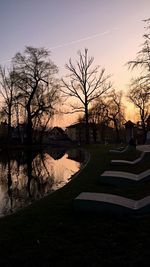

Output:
xmin=27 ymin=150 xmax=33 ymax=197
xmin=114 ymin=119 xmax=120 ymax=143
xmin=142 ymin=122 xmax=147 ymax=144
xmin=141 ymin=112 xmax=147 ymax=144
xmin=85 ymin=103 xmax=89 ymax=144
xmin=26 ymin=105 xmax=33 ymax=145
xmin=7 ymin=104 xmax=12 ymax=144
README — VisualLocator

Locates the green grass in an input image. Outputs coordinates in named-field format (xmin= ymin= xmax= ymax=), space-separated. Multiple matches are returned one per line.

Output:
xmin=0 ymin=144 xmax=150 ymax=266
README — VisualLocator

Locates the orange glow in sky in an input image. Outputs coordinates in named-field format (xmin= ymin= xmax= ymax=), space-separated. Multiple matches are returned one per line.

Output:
xmin=0 ymin=0 xmax=150 ymax=127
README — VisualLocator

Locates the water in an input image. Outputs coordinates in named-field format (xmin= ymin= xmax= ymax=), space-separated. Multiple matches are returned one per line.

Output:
xmin=0 ymin=147 xmax=86 ymax=217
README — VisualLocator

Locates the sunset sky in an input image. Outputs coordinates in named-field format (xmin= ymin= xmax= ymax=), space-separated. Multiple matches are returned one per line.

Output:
xmin=0 ymin=0 xmax=150 ymax=127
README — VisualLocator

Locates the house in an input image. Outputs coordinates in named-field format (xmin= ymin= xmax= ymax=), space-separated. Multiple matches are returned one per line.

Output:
xmin=66 ymin=122 xmax=97 ymax=143
xmin=66 ymin=123 xmax=86 ymax=143
xmin=48 ymin=127 xmax=68 ymax=140
xmin=43 ymin=126 xmax=71 ymax=145
xmin=66 ymin=122 xmax=115 ymax=144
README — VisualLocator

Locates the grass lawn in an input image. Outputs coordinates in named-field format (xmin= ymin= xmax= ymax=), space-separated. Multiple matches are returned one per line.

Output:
xmin=0 ymin=144 xmax=150 ymax=266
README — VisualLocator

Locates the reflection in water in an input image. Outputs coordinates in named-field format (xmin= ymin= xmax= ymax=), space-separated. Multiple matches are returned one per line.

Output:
xmin=0 ymin=148 xmax=85 ymax=217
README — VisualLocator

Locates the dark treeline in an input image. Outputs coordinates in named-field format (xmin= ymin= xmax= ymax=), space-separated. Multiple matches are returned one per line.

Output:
xmin=0 ymin=47 xmax=60 ymax=145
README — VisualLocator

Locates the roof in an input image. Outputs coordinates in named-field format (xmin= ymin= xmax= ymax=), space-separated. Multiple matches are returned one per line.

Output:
xmin=49 ymin=127 xmax=65 ymax=135
xmin=66 ymin=122 xmax=96 ymax=129
xmin=124 ymin=120 xmax=135 ymax=127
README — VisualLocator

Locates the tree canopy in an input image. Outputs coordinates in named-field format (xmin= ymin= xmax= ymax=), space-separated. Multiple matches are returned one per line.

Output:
xmin=61 ymin=48 xmax=111 ymax=143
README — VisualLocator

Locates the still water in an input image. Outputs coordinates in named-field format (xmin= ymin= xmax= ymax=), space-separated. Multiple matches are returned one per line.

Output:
xmin=0 ymin=147 xmax=86 ymax=217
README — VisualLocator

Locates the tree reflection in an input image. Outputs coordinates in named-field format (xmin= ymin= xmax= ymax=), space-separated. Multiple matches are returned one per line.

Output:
xmin=0 ymin=148 xmax=83 ymax=217
xmin=7 ymin=154 xmax=12 ymax=213
xmin=26 ymin=150 xmax=34 ymax=198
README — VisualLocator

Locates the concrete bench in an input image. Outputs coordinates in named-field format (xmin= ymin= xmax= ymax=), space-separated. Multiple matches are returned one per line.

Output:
xmin=99 ymin=169 xmax=150 ymax=186
xmin=111 ymin=152 xmax=146 ymax=165
xmin=74 ymin=192 xmax=150 ymax=215
xmin=109 ymin=145 xmax=130 ymax=154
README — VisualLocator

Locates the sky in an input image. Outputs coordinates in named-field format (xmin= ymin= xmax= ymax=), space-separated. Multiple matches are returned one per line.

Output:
xmin=0 ymin=0 xmax=150 ymax=127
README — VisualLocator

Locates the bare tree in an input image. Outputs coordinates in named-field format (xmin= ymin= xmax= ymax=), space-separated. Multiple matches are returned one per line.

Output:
xmin=127 ymin=79 xmax=150 ymax=143
xmin=12 ymin=46 xmax=59 ymax=144
xmin=104 ymin=90 xmax=125 ymax=142
xmin=0 ymin=66 xmax=17 ymax=141
xmin=88 ymin=89 xmax=125 ymax=142
xmin=61 ymin=48 xmax=111 ymax=143
xmin=128 ymin=19 xmax=150 ymax=80
xmin=127 ymin=19 xmax=150 ymax=143
xmin=128 ymin=19 xmax=150 ymax=100
xmin=87 ymin=98 xmax=106 ymax=124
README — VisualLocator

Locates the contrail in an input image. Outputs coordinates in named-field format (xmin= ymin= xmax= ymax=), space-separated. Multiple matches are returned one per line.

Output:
xmin=50 ymin=30 xmax=110 ymax=50
xmin=0 ymin=28 xmax=118 ymax=64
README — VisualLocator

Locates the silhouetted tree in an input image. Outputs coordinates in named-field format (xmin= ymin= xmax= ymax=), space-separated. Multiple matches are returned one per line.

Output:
xmin=0 ymin=67 xmax=17 ymax=142
xmin=127 ymin=19 xmax=150 ymax=143
xmin=128 ymin=19 xmax=150 ymax=83
xmin=12 ymin=46 xmax=59 ymax=145
xmin=87 ymin=89 xmax=125 ymax=142
xmin=88 ymin=99 xmax=108 ymax=124
xmin=61 ymin=48 xmax=111 ymax=143
xmin=127 ymin=79 xmax=149 ymax=143
xmin=104 ymin=90 xmax=125 ymax=142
